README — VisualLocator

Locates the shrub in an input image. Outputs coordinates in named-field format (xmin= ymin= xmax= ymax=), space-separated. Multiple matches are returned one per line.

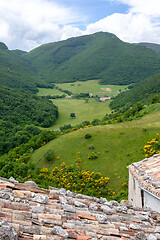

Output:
xmin=151 ymin=95 xmax=159 ymax=104
xmin=38 ymin=160 xmax=110 ymax=198
xmin=85 ymin=133 xmax=92 ymax=139
xmin=143 ymin=133 xmax=160 ymax=157
xmin=88 ymin=152 xmax=98 ymax=159
xmin=88 ymin=144 xmax=95 ymax=150
xmin=44 ymin=149 xmax=55 ymax=162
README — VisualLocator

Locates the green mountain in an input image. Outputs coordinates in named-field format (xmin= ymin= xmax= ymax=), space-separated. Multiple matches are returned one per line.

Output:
xmin=137 ymin=42 xmax=160 ymax=55
xmin=24 ymin=32 xmax=160 ymax=85
xmin=0 ymin=43 xmax=50 ymax=92
xmin=110 ymin=73 xmax=160 ymax=110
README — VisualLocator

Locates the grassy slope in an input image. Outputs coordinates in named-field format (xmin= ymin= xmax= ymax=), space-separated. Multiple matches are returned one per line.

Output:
xmin=24 ymin=32 xmax=160 ymax=85
xmin=30 ymin=105 xmax=160 ymax=192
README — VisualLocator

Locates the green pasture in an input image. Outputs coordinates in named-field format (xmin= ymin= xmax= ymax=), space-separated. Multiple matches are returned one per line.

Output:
xmin=37 ymin=81 xmax=128 ymax=130
xmin=56 ymin=80 xmax=128 ymax=97
xmin=50 ymin=98 xmax=111 ymax=130
xmin=37 ymin=88 xmax=63 ymax=96
xmin=30 ymin=108 xmax=160 ymax=192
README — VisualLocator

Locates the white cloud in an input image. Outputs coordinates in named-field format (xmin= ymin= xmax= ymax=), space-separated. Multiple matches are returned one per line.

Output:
xmin=114 ymin=0 xmax=160 ymax=16
xmin=0 ymin=0 xmax=160 ymax=50
xmin=84 ymin=0 xmax=160 ymax=44
xmin=0 ymin=0 xmax=84 ymax=50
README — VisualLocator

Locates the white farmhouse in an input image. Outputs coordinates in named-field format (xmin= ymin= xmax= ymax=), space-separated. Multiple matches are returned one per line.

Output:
xmin=99 ymin=97 xmax=111 ymax=102
xmin=127 ymin=154 xmax=160 ymax=212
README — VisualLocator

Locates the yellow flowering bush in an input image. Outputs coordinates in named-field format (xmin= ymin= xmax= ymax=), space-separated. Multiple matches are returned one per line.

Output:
xmin=143 ymin=133 xmax=160 ymax=157
xmin=38 ymin=159 xmax=110 ymax=198
xmin=88 ymin=152 xmax=98 ymax=159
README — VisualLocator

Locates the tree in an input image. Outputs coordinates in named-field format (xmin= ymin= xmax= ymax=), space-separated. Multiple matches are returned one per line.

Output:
xmin=70 ymin=113 xmax=76 ymax=119
xmin=44 ymin=149 xmax=55 ymax=162
xmin=151 ymin=95 xmax=159 ymax=104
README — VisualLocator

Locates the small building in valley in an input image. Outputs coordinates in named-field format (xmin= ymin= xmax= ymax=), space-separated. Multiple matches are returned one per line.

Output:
xmin=65 ymin=95 xmax=72 ymax=98
xmin=127 ymin=154 xmax=160 ymax=212
xmin=99 ymin=97 xmax=111 ymax=102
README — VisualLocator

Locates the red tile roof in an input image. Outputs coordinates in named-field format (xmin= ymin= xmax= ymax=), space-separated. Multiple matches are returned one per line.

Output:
xmin=128 ymin=154 xmax=160 ymax=197
xmin=0 ymin=177 xmax=160 ymax=239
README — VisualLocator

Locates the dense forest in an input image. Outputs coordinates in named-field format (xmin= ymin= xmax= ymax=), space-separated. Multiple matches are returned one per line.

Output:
xmin=0 ymin=42 xmax=52 ymax=92
xmin=0 ymin=85 xmax=58 ymax=155
xmin=137 ymin=42 xmax=160 ymax=55
xmin=110 ymin=74 xmax=160 ymax=110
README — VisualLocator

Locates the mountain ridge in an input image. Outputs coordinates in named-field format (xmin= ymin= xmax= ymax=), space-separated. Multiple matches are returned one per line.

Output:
xmin=0 ymin=32 xmax=160 ymax=90
xmin=23 ymin=31 xmax=160 ymax=85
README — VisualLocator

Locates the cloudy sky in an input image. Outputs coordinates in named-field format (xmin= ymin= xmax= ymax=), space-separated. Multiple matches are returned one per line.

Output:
xmin=0 ymin=0 xmax=160 ymax=51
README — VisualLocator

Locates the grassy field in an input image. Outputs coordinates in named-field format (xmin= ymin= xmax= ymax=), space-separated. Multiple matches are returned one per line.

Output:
xmin=56 ymin=80 xmax=128 ymax=97
xmin=30 ymin=106 xmax=160 ymax=192
xmin=50 ymin=98 xmax=111 ymax=130
xmin=37 ymin=80 xmax=128 ymax=130
xmin=37 ymin=88 xmax=63 ymax=96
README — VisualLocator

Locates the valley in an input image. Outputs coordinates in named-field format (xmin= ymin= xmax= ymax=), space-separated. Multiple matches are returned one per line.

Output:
xmin=37 ymin=80 xmax=128 ymax=129
xmin=50 ymin=98 xmax=110 ymax=130
xmin=0 ymin=32 xmax=160 ymax=201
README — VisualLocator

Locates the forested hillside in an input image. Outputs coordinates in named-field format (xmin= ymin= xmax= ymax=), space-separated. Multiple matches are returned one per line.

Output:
xmin=0 ymin=85 xmax=58 ymax=155
xmin=24 ymin=32 xmax=160 ymax=85
xmin=110 ymin=74 xmax=160 ymax=110
xmin=137 ymin=42 xmax=160 ymax=55
xmin=0 ymin=42 xmax=51 ymax=92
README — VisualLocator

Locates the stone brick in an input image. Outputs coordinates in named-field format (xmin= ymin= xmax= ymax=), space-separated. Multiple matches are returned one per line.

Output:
xmin=43 ymin=219 xmax=62 ymax=227
xmin=13 ymin=190 xmax=25 ymax=199
xmin=12 ymin=219 xmax=32 ymax=226
xmin=33 ymin=235 xmax=47 ymax=240
xmin=77 ymin=235 xmax=92 ymax=240
xmin=52 ymin=226 xmax=69 ymax=238
xmin=0 ymin=220 xmax=17 ymax=240
xmin=77 ymin=213 xmax=96 ymax=221
xmin=38 ymin=213 xmax=61 ymax=220
xmin=97 ymin=228 xmax=120 ymax=236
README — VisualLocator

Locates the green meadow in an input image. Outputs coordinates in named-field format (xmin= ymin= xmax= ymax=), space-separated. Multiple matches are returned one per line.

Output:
xmin=56 ymin=80 xmax=128 ymax=97
xmin=37 ymin=80 xmax=128 ymax=130
xmin=30 ymin=107 xmax=160 ymax=192
xmin=37 ymin=88 xmax=63 ymax=96
xmin=50 ymin=98 xmax=111 ymax=130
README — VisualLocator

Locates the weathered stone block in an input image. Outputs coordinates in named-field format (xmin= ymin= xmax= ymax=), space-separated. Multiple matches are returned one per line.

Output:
xmin=31 ymin=204 xmax=44 ymax=213
xmin=52 ymin=226 xmax=69 ymax=238
xmin=64 ymin=204 xmax=76 ymax=213
xmin=38 ymin=213 xmax=61 ymax=220
xmin=0 ymin=220 xmax=17 ymax=240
